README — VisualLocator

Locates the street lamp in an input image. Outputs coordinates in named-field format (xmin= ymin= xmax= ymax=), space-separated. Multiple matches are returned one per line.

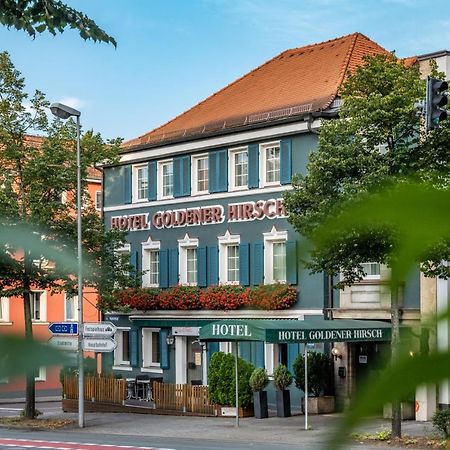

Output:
xmin=50 ymin=102 xmax=84 ymax=428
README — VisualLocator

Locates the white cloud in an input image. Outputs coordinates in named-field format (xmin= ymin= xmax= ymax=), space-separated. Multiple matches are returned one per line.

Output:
xmin=59 ymin=97 xmax=87 ymax=110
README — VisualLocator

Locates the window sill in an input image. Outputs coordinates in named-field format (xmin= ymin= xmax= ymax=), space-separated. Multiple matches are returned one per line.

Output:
xmin=261 ymin=182 xmax=281 ymax=188
xmin=229 ymin=185 xmax=248 ymax=192
xmin=141 ymin=367 xmax=163 ymax=374
xmin=191 ymin=190 xmax=209 ymax=196
xmin=157 ymin=196 xmax=174 ymax=201
xmin=32 ymin=321 xmax=49 ymax=325
xmin=0 ymin=322 xmax=12 ymax=326
xmin=132 ymin=198 xmax=149 ymax=204
xmin=113 ymin=365 xmax=133 ymax=371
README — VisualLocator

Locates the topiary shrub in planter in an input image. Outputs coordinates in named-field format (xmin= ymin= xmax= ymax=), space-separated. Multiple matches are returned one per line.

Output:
xmin=200 ymin=285 xmax=248 ymax=310
xmin=248 ymin=284 xmax=297 ymax=310
xmin=249 ymin=368 xmax=269 ymax=419
xmin=293 ymin=351 xmax=335 ymax=414
xmin=116 ymin=287 xmax=160 ymax=311
xmin=273 ymin=364 xmax=293 ymax=417
xmin=158 ymin=285 xmax=201 ymax=310
xmin=208 ymin=351 xmax=255 ymax=412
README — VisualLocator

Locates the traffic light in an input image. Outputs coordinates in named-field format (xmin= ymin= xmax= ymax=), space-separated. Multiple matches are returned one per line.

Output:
xmin=425 ymin=76 xmax=448 ymax=131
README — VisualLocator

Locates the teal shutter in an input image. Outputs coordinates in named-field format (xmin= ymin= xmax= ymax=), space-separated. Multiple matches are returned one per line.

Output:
xmin=255 ymin=342 xmax=265 ymax=368
xmin=197 ymin=247 xmax=207 ymax=287
xmin=130 ymin=250 xmax=138 ymax=273
xmin=168 ymin=248 xmax=179 ymax=286
xmin=239 ymin=342 xmax=251 ymax=362
xmin=102 ymin=351 xmax=113 ymax=371
xmin=173 ymin=156 xmax=191 ymax=197
xmin=207 ymin=342 xmax=219 ymax=362
xmin=148 ymin=161 xmax=157 ymax=201
xmin=129 ymin=329 xmax=138 ymax=366
xmin=251 ymin=242 xmax=264 ymax=285
xmin=124 ymin=165 xmax=132 ymax=204
xmin=159 ymin=250 xmax=169 ymax=288
xmin=288 ymin=343 xmax=300 ymax=374
xmin=286 ymin=240 xmax=298 ymax=285
xmin=239 ymin=243 xmax=250 ymax=286
xmin=247 ymin=143 xmax=259 ymax=188
xmin=209 ymin=149 xmax=228 ymax=193
xmin=207 ymin=246 xmax=219 ymax=285
xmin=159 ymin=329 xmax=170 ymax=370
xmin=280 ymin=138 xmax=292 ymax=185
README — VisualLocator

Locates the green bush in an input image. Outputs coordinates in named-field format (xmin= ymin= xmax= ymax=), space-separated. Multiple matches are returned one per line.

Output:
xmin=273 ymin=364 xmax=293 ymax=391
xmin=208 ymin=351 xmax=254 ymax=407
xmin=249 ymin=367 xmax=269 ymax=392
xmin=60 ymin=356 xmax=97 ymax=385
xmin=293 ymin=351 xmax=333 ymax=397
xmin=432 ymin=408 xmax=450 ymax=438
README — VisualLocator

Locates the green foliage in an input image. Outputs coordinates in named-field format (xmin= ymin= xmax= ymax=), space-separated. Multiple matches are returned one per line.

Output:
xmin=293 ymin=351 xmax=333 ymax=397
xmin=273 ymin=364 xmax=293 ymax=391
xmin=59 ymin=356 xmax=97 ymax=385
xmin=432 ymin=409 xmax=450 ymax=438
xmin=249 ymin=367 xmax=269 ymax=392
xmin=0 ymin=0 xmax=116 ymax=46
xmin=208 ymin=351 xmax=254 ymax=407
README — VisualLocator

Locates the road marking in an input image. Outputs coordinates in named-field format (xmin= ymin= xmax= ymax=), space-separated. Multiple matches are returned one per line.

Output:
xmin=0 ymin=439 xmax=174 ymax=450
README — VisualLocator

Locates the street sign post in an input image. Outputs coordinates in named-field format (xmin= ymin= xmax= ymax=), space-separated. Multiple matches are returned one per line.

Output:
xmin=82 ymin=322 xmax=116 ymax=337
xmin=48 ymin=322 xmax=79 ymax=335
xmin=48 ymin=335 xmax=78 ymax=351
xmin=82 ymin=337 xmax=116 ymax=353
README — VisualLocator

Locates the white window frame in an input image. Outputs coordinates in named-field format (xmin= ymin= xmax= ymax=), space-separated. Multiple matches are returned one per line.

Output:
xmin=142 ymin=327 xmax=162 ymax=373
xmin=361 ymin=262 xmax=381 ymax=280
xmin=35 ymin=366 xmax=46 ymax=382
xmin=113 ymin=327 xmax=132 ymax=370
xmin=178 ymin=234 xmax=199 ymax=285
xmin=95 ymin=190 xmax=102 ymax=211
xmin=263 ymin=226 xmax=288 ymax=284
xmin=142 ymin=236 xmax=161 ymax=287
xmin=158 ymin=159 xmax=174 ymax=200
xmin=191 ymin=154 xmax=209 ymax=196
xmin=132 ymin=164 xmax=149 ymax=203
xmin=260 ymin=141 xmax=281 ymax=187
xmin=30 ymin=291 xmax=47 ymax=323
xmin=218 ymin=230 xmax=240 ymax=285
xmin=229 ymin=146 xmax=248 ymax=191
xmin=64 ymin=293 xmax=78 ymax=322
xmin=0 ymin=297 xmax=10 ymax=323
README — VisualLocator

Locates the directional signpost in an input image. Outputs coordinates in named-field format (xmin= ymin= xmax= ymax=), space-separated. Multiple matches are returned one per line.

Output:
xmin=82 ymin=322 xmax=116 ymax=337
xmin=48 ymin=322 xmax=79 ymax=335
xmin=82 ymin=322 xmax=117 ymax=353
xmin=82 ymin=337 xmax=117 ymax=352
xmin=48 ymin=335 xmax=78 ymax=351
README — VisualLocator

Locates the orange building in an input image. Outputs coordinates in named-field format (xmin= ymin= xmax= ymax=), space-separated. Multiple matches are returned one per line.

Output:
xmin=0 ymin=136 xmax=103 ymax=401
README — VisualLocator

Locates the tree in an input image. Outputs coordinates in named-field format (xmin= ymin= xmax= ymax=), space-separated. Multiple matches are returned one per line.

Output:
xmin=0 ymin=51 xmax=133 ymax=418
xmin=0 ymin=0 xmax=116 ymax=46
xmin=284 ymin=53 xmax=450 ymax=437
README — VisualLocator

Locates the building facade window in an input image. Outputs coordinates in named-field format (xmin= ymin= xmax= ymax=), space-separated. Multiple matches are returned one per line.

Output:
xmin=218 ymin=231 xmax=240 ymax=284
xmin=0 ymin=297 xmax=10 ymax=323
xmin=114 ymin=328 xmax=131 ymax=368
xmin=142 ymin=237 xmax=161 ymax=287
xmin=133 ymin=164 xmax=148 ymax=202
xmin=142 ymin=328 xmax=161 ymax=371
xmin=95 ymin=190 xmax=102 ymax=210
xmin=178 ymin=234 xmax=199 ymax=285
xmin=264 ymin=227 xmax=288 ymax=284
xmin=260 ymin=142 xmax=280 ymax=186
xmin=361 ymin=262 xmax=381 ymax=280
xmin=229 ymin=148 xmax=248 ymax=190
xmin=158 ymin=160 xmax=173 ymax=199
xmin=64 ymin=294 xmax=78 ymax=321
xmin=192 ymin=155 xmax=208 ymax=195
xmin=30 ymin=291 xmax=46 ymax=322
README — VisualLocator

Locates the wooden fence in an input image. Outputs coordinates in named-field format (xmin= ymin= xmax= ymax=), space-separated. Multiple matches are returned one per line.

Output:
xmin=63 ymin=375 xmax=126 ymax=405
xmin=153 ymin=383 xmax=216 ymax=415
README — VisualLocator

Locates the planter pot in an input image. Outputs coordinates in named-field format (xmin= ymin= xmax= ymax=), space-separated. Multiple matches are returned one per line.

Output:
xmin=276 ymin=390 xmax=291 ymax=417
xmin=301 ymin=396 xmax=335 ymax=414
xmin=253 ymin=391 xmax=268 ymax=419
xmin=383 ymin=402 xmax=415 ymax=420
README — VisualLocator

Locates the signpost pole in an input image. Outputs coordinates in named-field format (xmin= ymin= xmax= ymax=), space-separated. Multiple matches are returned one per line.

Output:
xmin=234 ymin=342 xmax=239 ymax=428
xmin=304 ymin=343 xmax=308 ymax=431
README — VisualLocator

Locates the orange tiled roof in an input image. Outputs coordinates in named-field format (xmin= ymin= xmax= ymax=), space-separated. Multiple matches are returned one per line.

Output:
xmin=123 ymin=33 xmax=390 ymax=149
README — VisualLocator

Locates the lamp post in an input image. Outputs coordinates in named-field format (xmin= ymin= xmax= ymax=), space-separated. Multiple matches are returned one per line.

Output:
xmin=50 ymin=102 xmax=84 ymax=428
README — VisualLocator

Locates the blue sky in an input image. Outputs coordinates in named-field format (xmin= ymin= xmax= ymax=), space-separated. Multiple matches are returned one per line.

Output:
xmin=2 ymin=0 xmax=449 ymax=141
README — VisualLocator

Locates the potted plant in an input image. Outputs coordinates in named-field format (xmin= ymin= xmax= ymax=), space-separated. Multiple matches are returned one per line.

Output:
xmin=249 ymin=368 xmax=269 ymax=419
xmin=293 ymin=351 xmax=335 ymax=414
xmin=273 ymin=364 xmax=293 ymax=417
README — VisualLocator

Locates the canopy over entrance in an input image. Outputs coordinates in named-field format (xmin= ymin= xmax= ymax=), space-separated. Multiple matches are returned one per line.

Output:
xmin=199 ymin=317 xmax=391 ymax=343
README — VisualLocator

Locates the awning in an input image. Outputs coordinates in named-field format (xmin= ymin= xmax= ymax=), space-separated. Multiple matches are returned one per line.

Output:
xmin=199 ymin=317 xmax=392 ymax=343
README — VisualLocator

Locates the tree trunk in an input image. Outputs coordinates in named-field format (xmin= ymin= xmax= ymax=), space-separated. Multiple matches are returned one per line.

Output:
xmin=23 ymin=251 xmax=36 ymax=419
xmin=391 ymin=283 xmax=401 ymax=438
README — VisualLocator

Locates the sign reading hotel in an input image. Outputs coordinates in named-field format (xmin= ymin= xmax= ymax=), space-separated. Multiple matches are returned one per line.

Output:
xmin=111 ymin=198 xmax=286 ymax=231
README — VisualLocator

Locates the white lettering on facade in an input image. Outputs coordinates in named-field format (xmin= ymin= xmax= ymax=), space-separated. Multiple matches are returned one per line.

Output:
xmin=111 ymin=213 xmax=149 ymax=232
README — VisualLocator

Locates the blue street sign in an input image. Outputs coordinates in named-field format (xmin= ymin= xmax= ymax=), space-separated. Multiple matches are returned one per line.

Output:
xmin=48 ymin=322 xmax=79 ymax=335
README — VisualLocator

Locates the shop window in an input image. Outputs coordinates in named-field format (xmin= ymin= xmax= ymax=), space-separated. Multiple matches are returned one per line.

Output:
xmin=0 ymin=297 xmax=10 ymax=323
xmin=361 ymin=262 xmax=381 ymax=280
xmin=64 ymin=294 xmax=78 ymax=321
xmin=142 ymin=328 xmax=161 ymax=371
xmin=218 ymin=231 xmax=240 ymax=285
xmin=158 ymin=160 xmax=174 ymax=199
xmin=133 ymin=164 xmax=148 ymax=202
xmin=34 ymin=366 xmax=46 ymax=382
xmin=260 ymin=142 xmax=280 ymax=187
xmin=95 ymin=191 xmax=102 ymax=210
xmin=114 ymin=328 xmax=131 ymax=368
xmin=30 ymin=291 xmax=46 ymax=322
xmin=178 ymin=234 xmax=199 ymax=285
xmin=142 ymin=236 xmax=161 ymax=287
xmin=263 ymin=227 xmax=288 ymax=284
xmin=192 ymin=155 xmax=208 ymax=195
xmin=229 ymin=147 xmax=248 ymax=190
